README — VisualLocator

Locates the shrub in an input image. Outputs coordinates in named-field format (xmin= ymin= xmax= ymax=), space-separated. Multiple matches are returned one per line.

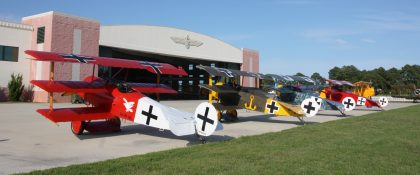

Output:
xmin=21 ymin=84 xmax=34 ymax=102
xmin=0 ymin=87 xmax=7 ymax=102
xmin=7 ymin=73 xmax=24 ymax=101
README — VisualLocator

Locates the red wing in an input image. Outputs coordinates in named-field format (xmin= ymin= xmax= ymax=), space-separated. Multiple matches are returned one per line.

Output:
xmin=37 ymin=107 xmax=115 ymax=123
xmin=326 ymin=79 xmax=355 ymax=86
xmin=25 ymin=50 xmax=187 ymax=76
xmin=128 ymin=83 xmax=177 ymax=94
xmin=365 ymin=99 xmax=381 ymax=108
xmin=31 ymin=80 xmax=108 ymax=93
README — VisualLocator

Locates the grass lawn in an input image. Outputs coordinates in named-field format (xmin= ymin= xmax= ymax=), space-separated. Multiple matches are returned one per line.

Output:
xmin=22 ymin=105 xmax=420 ymax=175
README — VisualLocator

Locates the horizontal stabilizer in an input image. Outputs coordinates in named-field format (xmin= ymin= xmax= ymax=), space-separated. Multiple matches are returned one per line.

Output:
xmin=278 ymin=101 xmax=304 ymax=116
xmin=37 ymin=107 xmax=115 ymax=123
xmin=31 ymin=80 xmax=108 ymax=93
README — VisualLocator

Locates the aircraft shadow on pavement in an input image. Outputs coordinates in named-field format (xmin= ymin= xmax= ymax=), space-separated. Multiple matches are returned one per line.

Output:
xmin=353 ymin=108 xmax=383 ymax=112
xmin=76 ymin=124 xmax=234 ymax=145
xmin=221 ymin=114 xmax=318 ymax=125
xmin=315 ymin=112 xmax=350 ymax=117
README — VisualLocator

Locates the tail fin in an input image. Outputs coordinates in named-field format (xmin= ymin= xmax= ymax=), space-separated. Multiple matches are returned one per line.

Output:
xmin=193 ymin=102 xmax=222 ymax=136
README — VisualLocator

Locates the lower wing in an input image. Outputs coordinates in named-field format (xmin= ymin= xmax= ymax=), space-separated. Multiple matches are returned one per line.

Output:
xmin=37 ymin=107 xmax=114 ymax=123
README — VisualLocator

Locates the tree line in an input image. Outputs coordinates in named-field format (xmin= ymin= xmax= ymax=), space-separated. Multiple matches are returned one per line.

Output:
xmin=306 ymin=64 xmax=420 ymax=95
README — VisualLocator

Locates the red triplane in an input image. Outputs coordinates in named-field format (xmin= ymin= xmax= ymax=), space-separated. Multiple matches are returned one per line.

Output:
xmin=26 ymin=50 xmax=221 ymax=140
xmin=321 ymin=79 xmax=388 ymax=111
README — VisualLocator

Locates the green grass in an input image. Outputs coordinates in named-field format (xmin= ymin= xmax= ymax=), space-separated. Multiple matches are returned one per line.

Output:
xmin=21 ymin=105 xmax=420 ymax=175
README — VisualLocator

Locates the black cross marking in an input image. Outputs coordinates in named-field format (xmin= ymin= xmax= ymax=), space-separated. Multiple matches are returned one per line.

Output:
xmin=314 ymin=97 xmax=321 ymax=105
xmin=218 ymin=69 xmax=234 ymax=77
xmin=303 ymin=101 xmax=316 ymax=114
xmin=140 ymin=61 xmax=163 ymax=74
xmin=142 ymin=105 xmax=158 ymax=125
xmin=380 ymin=98 xmax=387 ymax=106
xmin=197 ymin=107 xmax=214 ymax=131
xmin=266 ymin=101 xmax=279 ymax=114
xmin=358 ymin=98 xmax=366 ymax=104
xmin=343 ymin=98 xmax=354 ymax=108
xmin=62 ymin=54 xmax=95 ymax=63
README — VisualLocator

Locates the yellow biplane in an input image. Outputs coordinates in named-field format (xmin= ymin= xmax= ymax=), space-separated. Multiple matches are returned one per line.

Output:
xmin=196 ymin=65 xmax=319 ymax=123
xmin=353 ymin=81 xmax=376 ymax=99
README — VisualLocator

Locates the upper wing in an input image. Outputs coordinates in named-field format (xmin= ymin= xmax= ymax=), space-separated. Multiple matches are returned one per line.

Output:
xmin=37 ymin=107 xmax=114 ymax=123
xmin=25 ymin=50 xmax=187 ymax=76
xmin=196 ymin=65 xmax=271 ymax=79
xmin=198 ymin=84 xmax=238 ymax=93
xmin=266 ymin=74 xmax=295 ymax=83
xmin=128 ymin=83 xmax=177 ymax=94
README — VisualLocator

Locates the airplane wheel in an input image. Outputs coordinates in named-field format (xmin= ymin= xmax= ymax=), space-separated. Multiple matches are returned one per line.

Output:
xmin=108 ymin=117 xmax=121 ymax=132
xmin=227 ymin=109 xmax=238 ymax=119
xmin=71 ymin=121 xmax=86 ymax=135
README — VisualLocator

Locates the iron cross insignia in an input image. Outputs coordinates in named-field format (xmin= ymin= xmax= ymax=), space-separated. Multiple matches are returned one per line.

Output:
xmin=61 ymin=54 xmax=95 ymax=63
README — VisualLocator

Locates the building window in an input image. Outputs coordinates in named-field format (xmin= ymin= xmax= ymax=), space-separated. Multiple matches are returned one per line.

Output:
xmin=188 ymin=75 xmax=193 ymax=78
xmin=37 ymin=26 xmax=45 ymax=44
xmin=199 ymin=74 xmax=204 ymax=78
xmin=199 ymin=80 xmax=204 ymax=84
xmin=0 ymin=45 xmax=18 ymax=62
xmin=178 ymin=81 xmax=183 ymax=92
xmin=189 ymin=80 xmax=193 ymax=85
xmin=210 ymin=63 xmax=216 ymax=67
xmin=188 ymin=64 xmax=194 ymax=70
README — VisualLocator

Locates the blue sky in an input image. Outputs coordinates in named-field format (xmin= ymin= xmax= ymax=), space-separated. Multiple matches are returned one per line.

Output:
xmin=2 ymin=0 xmax=420 ymax=77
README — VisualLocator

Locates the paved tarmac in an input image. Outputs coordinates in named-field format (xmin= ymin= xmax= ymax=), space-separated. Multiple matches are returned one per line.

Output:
xmin=0 ymin=101 xmax=417 ymax=174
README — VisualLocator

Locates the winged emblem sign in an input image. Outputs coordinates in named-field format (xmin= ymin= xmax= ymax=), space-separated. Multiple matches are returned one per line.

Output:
xmin=170 ymin=35 xmax=203 ymax=49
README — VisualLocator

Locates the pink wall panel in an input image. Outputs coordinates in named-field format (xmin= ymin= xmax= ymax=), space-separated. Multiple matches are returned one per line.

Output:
xmin=22 ymin=12 xmax=100 ymax=102
xmin=241 ymin=49 xmax=260 ymax=88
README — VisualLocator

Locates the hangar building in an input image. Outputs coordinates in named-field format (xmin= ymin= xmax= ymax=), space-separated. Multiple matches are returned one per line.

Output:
xmin=0 ymin=11 xmax=260 ymax=102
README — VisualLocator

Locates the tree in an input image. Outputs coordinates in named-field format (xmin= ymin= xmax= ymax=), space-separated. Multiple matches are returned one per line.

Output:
xmin=294 ymin=72 xmax=305 ymax=76
xmin=329 ymin=65 xmax=361 ymax=81
xmin=328 ymin=64 xmax=420 ymax=95
xmin=7 ymin=73 xmax=24 ymax=101
xmin=311 ymin=72 xmax=326 ymax=84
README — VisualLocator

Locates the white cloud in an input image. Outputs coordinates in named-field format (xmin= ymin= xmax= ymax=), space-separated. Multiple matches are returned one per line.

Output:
xmin=335 ymin=38 xmax=348 ymax=45
xmin=275 ymin=0 xmax=318 ymax=5
xmin=302 ymin=29 xmax=358 ymax=39
xmin=361 ymin=38 xmax=376 ymax=43
xmin=357 ymin=11 xmax=420 ymax=32
xmin=0 ymin=13 xmax=20 ymax=23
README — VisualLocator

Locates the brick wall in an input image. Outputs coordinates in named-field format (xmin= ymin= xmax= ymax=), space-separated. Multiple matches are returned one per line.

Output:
xmin=241 ymin=48 xmax=260 ymax=87
xmin=22 ymin=12 xmax=100 ymax=102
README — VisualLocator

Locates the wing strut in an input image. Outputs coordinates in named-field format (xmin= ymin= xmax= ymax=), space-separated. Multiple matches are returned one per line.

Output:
xmin=156 ymin=73 xmax=161 ymax=101
xmin=49 ymin=62 xmax=54 ymax=111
